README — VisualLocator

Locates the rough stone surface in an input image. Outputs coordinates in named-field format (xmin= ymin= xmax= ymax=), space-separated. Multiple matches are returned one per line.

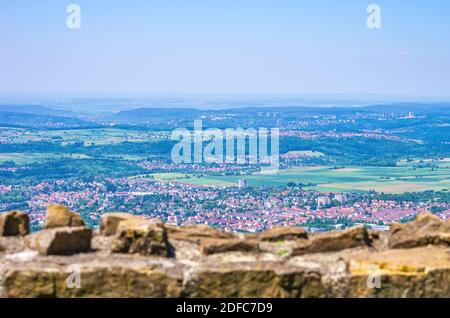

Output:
xmin=166 ymin=224 xmax=236 ymax=243
xmin=0 ymin=236 xmax=25 ymax=254
xmin=0 ymin=208 xmax=449 ymax=298
xmin=247 ymin=227 xmax=308 ymax=242
xmin=111 ymin=220 xmax=171 ymax=257
xmin=0 ymin=254 xmax=183 ymax=298
xmin=0 ymin=211 xmax=30 ymax=237
xmin=343 ymin=246 xmax=450 ymax=297
xmin=389 ymin=213 xmax=450 ymax=249
xmin=199 ymin=238 xmax=260 ymax=255
xmin=45 ymin=204 xmax=84 ymax=229
xmin=292 ymin=226 xmax=372 ymax=256
xmin=184 ymin=261 xmax=326 ymax=298
xmin=24 ymin=227 xmax=92 ymax=255
xmin=100 ymin=213 xmax=144 ymax=236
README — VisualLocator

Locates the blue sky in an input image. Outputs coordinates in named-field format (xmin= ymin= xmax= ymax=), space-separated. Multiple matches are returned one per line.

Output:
xmin=1 ymin=0 xmax=449 ymax=99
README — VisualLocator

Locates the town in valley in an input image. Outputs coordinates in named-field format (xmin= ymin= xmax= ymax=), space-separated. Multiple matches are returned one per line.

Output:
xmin=1 ymin=101 xmax=449 ymax=233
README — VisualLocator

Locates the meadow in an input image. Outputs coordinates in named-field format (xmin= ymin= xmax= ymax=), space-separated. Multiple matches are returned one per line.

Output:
xmin=152 ymin=165 xmax=450 ymax=193
xmin=0 ymin=128 xmax=168 ymax=146
xmin=0 ymin=153 xmax=90 ymax=164
xmin=1 ymin=127 xmax=449 ymax=193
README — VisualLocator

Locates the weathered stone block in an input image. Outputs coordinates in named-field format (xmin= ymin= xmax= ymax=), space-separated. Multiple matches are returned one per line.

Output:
xmin=0 ymin=211 xmax=30 ymax=237
xmin=45 ymin=204 xmax=84 ymax=229
xmin=1 ymin=260 xmax=183 ymax=298
xmin=100 ymin=212 xmax=144 ymax=236
xmin=184 ymin=262 xmax=326 ymax=298
xmin=292 ymin=226 xmax=372 ymax=256
xmin=25 ymin=226 xmax=92 ymax=255
xmin=389 ymin=213 xmax=450 ymax=249
xmin=166 ymin=224 xmax=236 ymax=243
xmin=248 ymin=226 xmax=308 ymax=242
xmin=199 ymin=238 xmax=260 ymax=255
xmin=111 ymin=220 xmax=171 ymax=257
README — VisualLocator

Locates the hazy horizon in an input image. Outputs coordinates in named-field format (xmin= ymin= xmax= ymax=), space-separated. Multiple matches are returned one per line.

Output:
xmin=1 ymin=93 xmax=450 ymax=113
xmin=1 ymin=1 xmax=450 ymax=97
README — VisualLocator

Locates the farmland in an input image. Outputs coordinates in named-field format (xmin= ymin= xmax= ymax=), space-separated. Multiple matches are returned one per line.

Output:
xmin=0 ymin=152 xmax=90 ymax=164
xmin=0 ymin=127 xmax=168 ymax=146
xmin=152 ymin=165 xmax=450 ymax=193
xmin=1 ymin=103 xmax=449 ymax=233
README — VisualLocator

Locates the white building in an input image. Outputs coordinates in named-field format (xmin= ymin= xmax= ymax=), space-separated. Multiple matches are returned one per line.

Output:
xmin=334 ymin=194 xmax=347 ymax=204
xmin=317 ymin=196 xmax=331 ymax=207
xmin=238 ymin=179 xmax=248 ymax=189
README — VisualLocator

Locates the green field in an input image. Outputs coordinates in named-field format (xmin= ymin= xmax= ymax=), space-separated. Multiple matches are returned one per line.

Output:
xmin=152 ymin=166 xmax=450 ymax=193
xmin=0 ymin=153 xmax=91 ymax=164
xmin=397 ymin=158 xmax=450 ymax=169
xmin=0 ymin=128 xmax=169 ymax=146
xmin=283 ymin=150 xmax=325 ymax=157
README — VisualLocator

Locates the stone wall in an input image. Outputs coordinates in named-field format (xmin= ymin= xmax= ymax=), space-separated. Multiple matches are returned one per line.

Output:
xmin=0 ymin=205 xmax=449 ymax=298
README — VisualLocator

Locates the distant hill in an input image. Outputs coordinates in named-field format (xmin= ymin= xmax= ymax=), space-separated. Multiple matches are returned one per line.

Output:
xmin=111 ymin=103 xmax=450 ymax=120
xmin=110 ymin=108 xmax=201 ymax=123
xmin=0 ymin=105 xmax=77 ymax=117
xmin=0 ymin=111 xmax=92 ymax=128
xmin=2 ymin=103 xmax=449 ymax=127
xmin=364 ymin=103 xmax=450 ymax=115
